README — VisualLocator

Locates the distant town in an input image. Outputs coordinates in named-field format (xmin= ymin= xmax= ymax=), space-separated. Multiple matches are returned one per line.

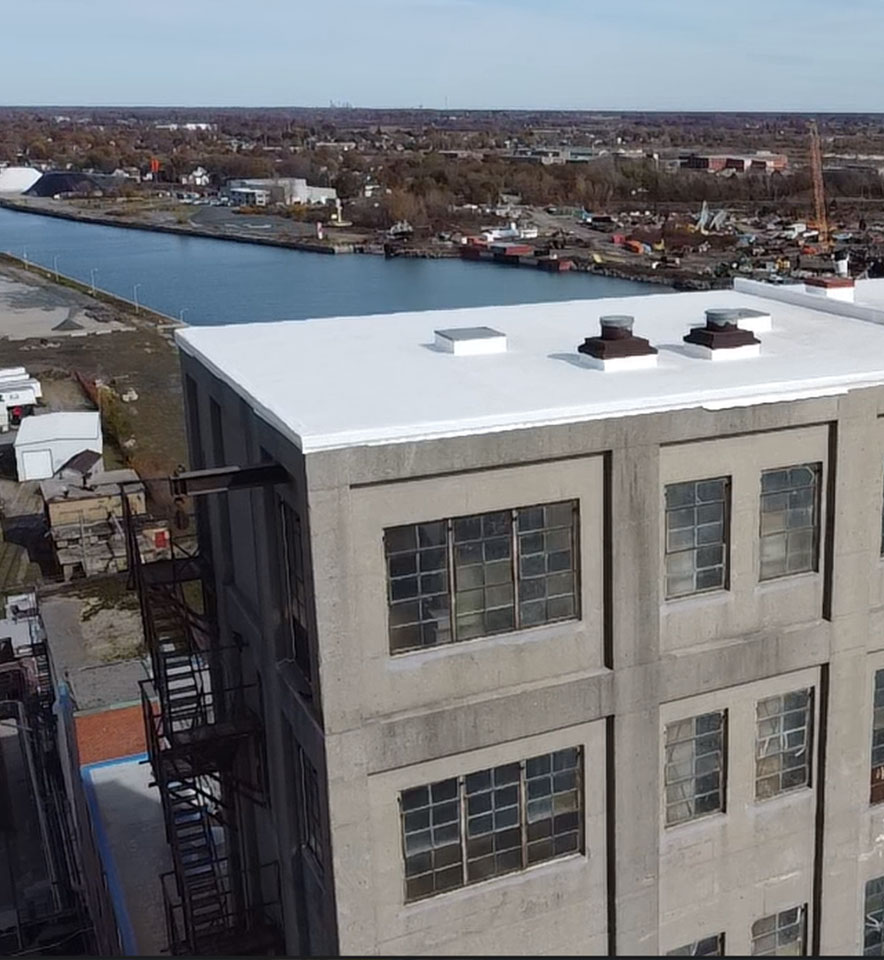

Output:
xmin=2 ymin=107 xmax=884 ymax=286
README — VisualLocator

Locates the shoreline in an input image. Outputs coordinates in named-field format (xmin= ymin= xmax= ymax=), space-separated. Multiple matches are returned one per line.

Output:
xmin=0 ymin=197 xmax=346 ymax=255
xmin=0 ymin=198 xmax=715 ymax=288
xmin=0 ymin=250 xmax=184 ymax=330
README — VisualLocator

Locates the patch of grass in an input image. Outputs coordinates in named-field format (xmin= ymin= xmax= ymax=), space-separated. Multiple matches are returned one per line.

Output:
xmin=70 ymin=574 xmax=140 ymax=622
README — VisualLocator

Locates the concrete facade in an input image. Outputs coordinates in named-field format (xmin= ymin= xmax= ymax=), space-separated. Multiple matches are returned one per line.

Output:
xmin=177 ymin=288 xmax=884 ymax=955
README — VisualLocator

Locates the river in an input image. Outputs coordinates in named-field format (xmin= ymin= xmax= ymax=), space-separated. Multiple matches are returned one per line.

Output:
xmin=0 ymin=206 xmax=665 ymax=326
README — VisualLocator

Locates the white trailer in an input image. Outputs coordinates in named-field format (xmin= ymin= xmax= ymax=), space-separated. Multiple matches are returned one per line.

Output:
xmin=0 ymin=378 xmax=42 ymax=424
xmin=0 ymin=367 xmax=28 ymax=383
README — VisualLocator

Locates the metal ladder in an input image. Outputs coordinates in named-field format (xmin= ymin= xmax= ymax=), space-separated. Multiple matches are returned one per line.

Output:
xmin=166 ymin=779 xmax=228 ymax=946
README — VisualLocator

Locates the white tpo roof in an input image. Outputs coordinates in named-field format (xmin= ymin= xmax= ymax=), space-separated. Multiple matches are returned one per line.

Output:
xmin=175 ymin=280 xmax=884 ymax=454
xmin=14 ymin=411 xmax=101 ymax=447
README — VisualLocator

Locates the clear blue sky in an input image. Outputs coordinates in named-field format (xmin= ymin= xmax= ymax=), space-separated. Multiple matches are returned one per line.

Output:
xmin=3 ymin=0 xmax=882 ymax=111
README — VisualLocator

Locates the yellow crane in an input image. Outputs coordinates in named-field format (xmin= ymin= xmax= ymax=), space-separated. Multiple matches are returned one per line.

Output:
xmin=808 ymin=120 xmax=829 ymax=250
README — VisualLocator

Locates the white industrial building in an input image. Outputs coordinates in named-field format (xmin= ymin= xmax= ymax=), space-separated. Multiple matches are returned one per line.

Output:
xmin=14 ymin=412 xmax=103 ymax=482
xmin=226 ymin=177 xmax=337 ymax=206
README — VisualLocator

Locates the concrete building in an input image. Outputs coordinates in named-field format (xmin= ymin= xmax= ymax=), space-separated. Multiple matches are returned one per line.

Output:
xmin=227 ymin=177 xmax=338 ymax=206
xmin=171 ymin=275 xmax=884 ymax=955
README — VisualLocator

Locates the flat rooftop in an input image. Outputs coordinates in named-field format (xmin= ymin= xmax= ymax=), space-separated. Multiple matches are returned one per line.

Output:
xmin=176 ymin=280 xmax=884 ymax=453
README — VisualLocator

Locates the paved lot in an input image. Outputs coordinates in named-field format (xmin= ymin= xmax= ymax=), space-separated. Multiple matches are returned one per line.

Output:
xmin=83 ymin=755 xmax=171 ymax=956
xmin=0 ymin=266 xmax=132 ymax=340
xmin=41 ymin=593 xmax=147 ymax=711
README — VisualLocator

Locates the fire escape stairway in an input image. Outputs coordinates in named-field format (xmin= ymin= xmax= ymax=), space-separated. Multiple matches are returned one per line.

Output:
xmin=166 ymin=780 xmax=228 ymax=947
xmin=147 ymin=587 xmax=232 ymax=949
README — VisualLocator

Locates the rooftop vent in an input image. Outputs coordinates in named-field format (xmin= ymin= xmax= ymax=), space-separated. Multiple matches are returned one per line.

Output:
xmin=577 ymin=314 xmax=658 ymax=371
xmin=734 ymin=307 xmax=772 ymax=334
xmin=434 ymin=326 xmax=507 ymax=355
xmin=683 ymin=308 xmax=760 ymax=361
xmin=804 ymin=276 xmax=855 ymax=302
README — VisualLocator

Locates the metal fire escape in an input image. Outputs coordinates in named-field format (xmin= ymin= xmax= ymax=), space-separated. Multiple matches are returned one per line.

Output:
xmin=130 ymin=464 xmax=287 ymax=956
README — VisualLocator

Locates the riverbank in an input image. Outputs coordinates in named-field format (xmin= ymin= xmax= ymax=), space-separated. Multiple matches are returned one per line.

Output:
xmin=0 ymin=197 xmax=707 ymax=286
xmin=0 ymin=197 xmax=347 ymax=255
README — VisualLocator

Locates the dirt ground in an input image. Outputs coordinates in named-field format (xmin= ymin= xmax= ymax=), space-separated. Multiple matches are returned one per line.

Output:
xmin=0 ymin=261 xmax=188 ymax=476
xmin=0 ymin=262 xmax=190 ymax=606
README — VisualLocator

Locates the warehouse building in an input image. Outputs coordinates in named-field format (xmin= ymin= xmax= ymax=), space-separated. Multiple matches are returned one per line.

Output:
xmin=164 ymin=276 xmax=884 ymax=955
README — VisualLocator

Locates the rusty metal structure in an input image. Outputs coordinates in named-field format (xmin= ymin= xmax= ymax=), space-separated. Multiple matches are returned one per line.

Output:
xmin=808 ymin=120 xmax=829 ymax=250
xmin=128 ymin=468 xmax=286 ymax=956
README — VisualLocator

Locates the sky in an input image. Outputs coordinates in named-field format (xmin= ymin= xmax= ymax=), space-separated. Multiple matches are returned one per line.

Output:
xmin=3 ymin=0 xmax=884 ymax=111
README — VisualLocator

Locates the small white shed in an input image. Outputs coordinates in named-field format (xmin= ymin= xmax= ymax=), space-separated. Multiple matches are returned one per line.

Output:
xmin=14 ymin=412 xmax=103 ymax=481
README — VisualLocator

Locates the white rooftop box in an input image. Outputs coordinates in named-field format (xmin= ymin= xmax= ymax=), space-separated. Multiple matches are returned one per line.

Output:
xmin=434 ymin=327 xmax=507 ymax=356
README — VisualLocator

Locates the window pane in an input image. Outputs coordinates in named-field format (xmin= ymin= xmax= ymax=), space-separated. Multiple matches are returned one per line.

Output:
xmin=667 ymin=933 xmax=724 ymax=956
xmin=755 ymin=690 xmax=812 ymax=800
xmin=403 ymin=748 xmax=584 ymax=902
xmin=386 ymin=522 xmax=452 ymax=653
xmin=298 ymin=748 xmax=324 ymax=871
xmin=664 ymin=711 xmax=726 ymax=826
xmin=516 ymin=500 xmax=579 ymax=628
xmin=751 ymin=906 xmax=806 ymax=956
xmin=866 ymin=876 xmax=884 ymax=955
xmin=759 ymin=464 xmax=820 ymax=582
xmin=388 ymin=500 xmax=580 ymax=651
xmin=400 ymin=777 xmax=463 ymax=901
xmin=664 ymin=479 xmax=729 ymax=599
xmin=453 ymin=511 xmax=515 ymax=639
xmin=281 ymin=501 xmax=312 ymax=678
xmin=872 ymin=671 xmax=884 ymax=805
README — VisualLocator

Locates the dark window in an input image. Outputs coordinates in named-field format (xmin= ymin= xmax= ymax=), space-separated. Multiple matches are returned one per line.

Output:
xmin=881 ymin=468 xmax=884 ymax=556
xmin=664 ymin=711 xmax=726 ymax=826
xmin=664 ymin=477 xmax=729 ymax=599
xmin=399 ymin=747 xmax=583 ymax=902
xmin=759 ymin=464 xmax=821 ymax=581
xmin=871 ymin=670 xmax=884 ymax=804
xmin=280 ymin=500 xmax=311 ymax=680
xmin=385 ymin=501 xmax=579 ymax=654
xmin=209 ymin=397 xmax=225 ymax=467
xmin=865 ymin=877 xmax=884 ymax=955
xmin=667 ymin=933 xmax=725 ymax=956
xmin=298 ymin=747 xmax=323 ymax=872
xmin=184 ymin=375 xmax=204 ymax=470
xmin=755 ymin=689 xmax=813 ymax=800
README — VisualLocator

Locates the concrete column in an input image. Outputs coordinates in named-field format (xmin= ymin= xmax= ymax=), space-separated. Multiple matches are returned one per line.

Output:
xmin=611 ymin=441 xmax=662 ymax=954
xmin=818 ymin=393 xmax=879 ymax=954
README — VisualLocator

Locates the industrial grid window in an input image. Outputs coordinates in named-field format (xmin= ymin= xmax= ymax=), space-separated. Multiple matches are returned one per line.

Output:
xmin=298 ymin=747 xmax=323 ymax=873
xmin=759 ymin=464 xmax=821 ymax=581
xmin=664 ymin=711 xmax=726 ymax=826
xmin=399 ymin=747 xmax=583 ymax=902
xmin=384 ymin=501 xmax=579 ymax=654
xmin=664 ymin=478 xmax=729 ymax=599
xmin=871 ymin=670 xmax=884 ymax=804
xmin=667 ymin=933 xmax=725 ymax=956
xmin=750 ymin=905 xmax=806 ymax=956
xmin=280 ymin=500 xmax=311 ymax=680
xmin=881 ymin=467 xmax=884 ymax=556
xmin=864 ymin=876 xmax=884 ymax=955
xmin=755 ymin=689 xmax=813 ymax=801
